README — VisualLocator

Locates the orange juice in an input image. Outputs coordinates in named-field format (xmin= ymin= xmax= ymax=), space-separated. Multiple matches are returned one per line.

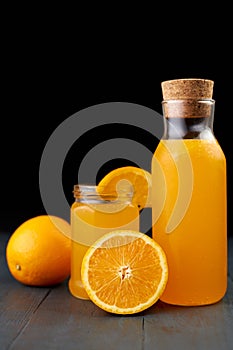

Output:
xmin=68 ymin=186 xmax=139 ymax=299
xmin=152 ymin=139 xmax=227 ymax=305
xmin=151 ymin=78 xmax=227 ymax=306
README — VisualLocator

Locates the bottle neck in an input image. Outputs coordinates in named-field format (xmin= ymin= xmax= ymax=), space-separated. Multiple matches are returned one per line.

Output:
xmin=162 ymin=99 xmax=215 ymax=140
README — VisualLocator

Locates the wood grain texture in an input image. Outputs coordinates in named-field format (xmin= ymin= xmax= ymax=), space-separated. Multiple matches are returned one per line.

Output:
xmin=143 ymin=281 xmax=233 ymax=350
xmin=8 ymin=285 xmax=144 ymax=350
xmin=1 ymin=232 xmax=233 ymax=350
xmin=0 ymin=233 xmax=52 ymax=349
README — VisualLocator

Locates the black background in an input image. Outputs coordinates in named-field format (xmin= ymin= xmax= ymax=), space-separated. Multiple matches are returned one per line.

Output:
xmin=1 ymin=9 xmax=232 ymax=237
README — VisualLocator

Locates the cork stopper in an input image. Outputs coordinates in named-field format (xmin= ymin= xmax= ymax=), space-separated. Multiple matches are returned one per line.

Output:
xmin=161 ymin=79 xmax=214 ymax=118
xmin=161 ymin=79 xmax=214 ymax=100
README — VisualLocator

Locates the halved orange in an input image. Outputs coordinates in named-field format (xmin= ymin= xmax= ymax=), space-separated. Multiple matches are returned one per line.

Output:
xmin=81 ymin=230 xmax=168 ymax=314
xmin=97 ymin=166 xmax=152 ymax=209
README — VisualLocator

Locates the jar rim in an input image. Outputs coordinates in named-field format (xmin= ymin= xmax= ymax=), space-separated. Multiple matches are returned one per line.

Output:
xmin=73 ymin=184 xmax=134 ymax=200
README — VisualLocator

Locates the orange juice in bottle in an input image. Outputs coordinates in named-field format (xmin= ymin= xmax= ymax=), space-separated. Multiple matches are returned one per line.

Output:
xmin=68 ymin=184 xmax=139 ymax=299
xmin=151 ymin=79 xmax=227 ymax=306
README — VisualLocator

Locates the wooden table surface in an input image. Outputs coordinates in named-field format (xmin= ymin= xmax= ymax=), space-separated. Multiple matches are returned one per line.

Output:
xmin=1 ymin=232 xmax=232 ymax=350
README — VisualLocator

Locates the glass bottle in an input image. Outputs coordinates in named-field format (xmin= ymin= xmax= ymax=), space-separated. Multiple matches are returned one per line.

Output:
xmin=151 ymin=79 xmax=227 ymax=306
xmin=68 ymin=184 xmax=139 ymax=300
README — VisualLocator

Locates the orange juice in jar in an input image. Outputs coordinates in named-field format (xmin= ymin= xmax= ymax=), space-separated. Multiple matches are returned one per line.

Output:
xmin=151 ymin=79 xmax=227 ymax=306
xmin=68 ymin=184 xmax=139 ymax=300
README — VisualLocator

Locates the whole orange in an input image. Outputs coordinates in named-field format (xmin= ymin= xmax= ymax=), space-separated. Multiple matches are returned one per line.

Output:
xmin=6 ymin=215 xmax=71 ymax=286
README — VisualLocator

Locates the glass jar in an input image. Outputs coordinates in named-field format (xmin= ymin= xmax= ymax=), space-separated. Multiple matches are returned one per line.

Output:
xmin=151 ymin=79 xmax=227 ymax=306
xmin=68 ymin=184 xmax=140 ymax=300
